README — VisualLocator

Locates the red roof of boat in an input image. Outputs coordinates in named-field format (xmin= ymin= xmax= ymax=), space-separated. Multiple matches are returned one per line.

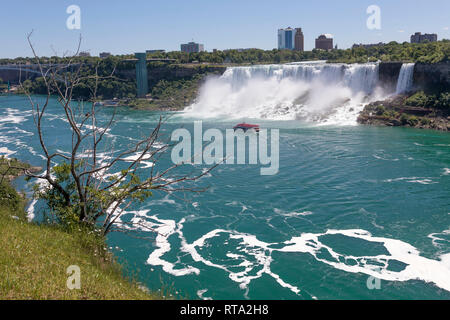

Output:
xmin=233 ymin=123 xmax=260 ymax=129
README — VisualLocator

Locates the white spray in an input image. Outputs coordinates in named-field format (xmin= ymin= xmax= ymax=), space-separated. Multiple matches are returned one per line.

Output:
xmin=185 ymin=62 xmax=384 ymax=125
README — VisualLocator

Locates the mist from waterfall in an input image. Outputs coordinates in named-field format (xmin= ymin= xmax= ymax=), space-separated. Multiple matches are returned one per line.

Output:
xmin=396 ymin=63 xmax=415 ymax=94
xmin=184 ymin=61 xmax=385 ymax=125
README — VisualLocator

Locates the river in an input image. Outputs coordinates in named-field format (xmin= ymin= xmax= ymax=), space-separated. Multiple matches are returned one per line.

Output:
xmin=1 ymin=61 xmax=449 ymax=299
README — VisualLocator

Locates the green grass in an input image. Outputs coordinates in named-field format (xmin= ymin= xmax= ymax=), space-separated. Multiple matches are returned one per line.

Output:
xmin=0 ymin=158 xmax=163 ymax=300
xmin=0 ymin=208 xmax=163 ymax=299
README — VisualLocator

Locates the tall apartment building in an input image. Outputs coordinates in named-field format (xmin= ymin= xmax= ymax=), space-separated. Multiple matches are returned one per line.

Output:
xmin=278 ymin=27 xmax=304 ymax=51
xmin=180 ymin=42 xmax=205 ymax=53
xmin=315 ymin=34 xmax=333 ymax=50
xmin=410 ymin=32 xmax=438 ymax=44
xmin=294 ymin=28 xmax=304 ymax=51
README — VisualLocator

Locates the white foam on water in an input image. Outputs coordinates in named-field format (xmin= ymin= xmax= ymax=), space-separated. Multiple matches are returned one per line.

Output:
xmin=138 ymin=217 xmax=450 ymax=294
xmin=26 ymin=170 xmax=51 ymax=221
xmin=197 ymin=289 xmax=213 ymax=300
xmin=27 ymin=199 xmax=37 ymax=222
xmin=428 ymin=229 xmax=450 ymax=248
xmin=144 ymin=215 xmax=201 ymax=276
xmin=275 ymin=208 xmax=313 ymax=217
xmin=120 ymin=152 xmax=154 ymax=169
xmin=443 ymin=168 xmax=450 ymax=176
xmin=373 ymin=154 xmax=400 ymax=161
xmin=0 ymin=147 xmax=16 ymax=157
xmin=166 ymin=221 xmax=303 ymax=296
xmin=0 ymin=108 xmax=32 ymax=124
xmin=280 ymin=229 xmax=450 ymax=292
xmin=407 ymin=179 xmax=437 ymax=185
xmin=384 ymin=177 xmax=437 ymax=185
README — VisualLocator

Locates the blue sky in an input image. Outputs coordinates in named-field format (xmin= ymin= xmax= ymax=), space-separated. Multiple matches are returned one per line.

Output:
xmin=0 ymin=0 xmax=449 ymax=58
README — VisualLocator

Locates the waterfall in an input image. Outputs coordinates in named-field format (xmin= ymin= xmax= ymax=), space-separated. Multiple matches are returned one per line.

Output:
xmin=185 ymin=62 xmax=382 ymax=125
xmin=396 ymin=63 xmax=415 ymax=94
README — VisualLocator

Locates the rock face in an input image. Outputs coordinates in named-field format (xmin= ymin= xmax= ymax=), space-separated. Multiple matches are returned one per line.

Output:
xmin=379 ymin=62 xmax=403 ymax=93
xmin=0 ymin=68 xmax=39 ymax=84
xmin=414 ymin=62 xmax=450 ymax=92
xmin=377 ymin=62 xmax=449 ymax=94
xmin=357 ymin=95 xmax=449 ymax=132
xmin=115 ymin=64 xmax=227 ymax=88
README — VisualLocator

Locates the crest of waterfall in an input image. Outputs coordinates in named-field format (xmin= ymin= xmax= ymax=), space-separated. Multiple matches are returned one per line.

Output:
xmin=395 ymin=63 xmax=415 ymax=94
xmin=185 ymin=62 xmax=383 ymax=125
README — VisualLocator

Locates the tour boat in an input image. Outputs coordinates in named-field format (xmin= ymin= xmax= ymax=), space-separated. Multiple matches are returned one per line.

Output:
xmin=233 ymin=123 xmax=260 ymax=133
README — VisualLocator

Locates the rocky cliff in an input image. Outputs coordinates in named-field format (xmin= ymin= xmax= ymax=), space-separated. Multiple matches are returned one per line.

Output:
xmin=115 ymin=64 xmax=227 ymax=88
xmin=377 ymin=62 xmax=449 ymax=93
xmin=414 ymin=62 xmax=450 ymax=92
xmin=378 ymin=62 xmax=403 ymax=93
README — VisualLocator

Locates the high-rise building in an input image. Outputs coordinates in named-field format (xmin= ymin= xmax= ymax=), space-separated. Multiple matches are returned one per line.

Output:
xmin=181 ymin=42 xmax=205 ymax=53
xmin=278 ymin=27 xmax=294 ymax=50
xmin=315 ymin=34 xmax=333 ymax=50
xmin=99 ymin=52 xmax=111 ymax=58
xmin=278 ymin=27 xmax=304 ymax=51
xmin=410 ymin=32 xmax=438 ymax=44
xmin=294 ymin=28 xmax=304 ymax=51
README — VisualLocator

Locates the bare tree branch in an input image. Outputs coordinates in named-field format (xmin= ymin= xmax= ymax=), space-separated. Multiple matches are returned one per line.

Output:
xmin=22 ymin=33 xmax=218 ymax=236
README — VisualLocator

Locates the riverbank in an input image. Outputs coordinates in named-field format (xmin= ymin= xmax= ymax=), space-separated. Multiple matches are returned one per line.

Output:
xmin=127 ymin=73 xmax=207 ymax=111
xmin=357 ymin=93 xmax=450 ymax=131
xmin=0 ymin=157 xmax=161 ymax=299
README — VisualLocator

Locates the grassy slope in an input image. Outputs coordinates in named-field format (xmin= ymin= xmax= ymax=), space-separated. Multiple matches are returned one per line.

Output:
xmin=0 ymin=209 xmax=160 ymax=299
xmin=0 ymin=159 xmax=160 ymax=300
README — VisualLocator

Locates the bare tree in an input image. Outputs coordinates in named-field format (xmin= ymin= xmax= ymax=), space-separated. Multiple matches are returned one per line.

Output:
xmin=20 ymin=33 xmax=217 ymax=235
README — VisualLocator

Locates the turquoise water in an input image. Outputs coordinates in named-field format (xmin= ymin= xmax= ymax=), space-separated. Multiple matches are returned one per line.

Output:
xmin=1 ymin=95 xmax=450 ymax=300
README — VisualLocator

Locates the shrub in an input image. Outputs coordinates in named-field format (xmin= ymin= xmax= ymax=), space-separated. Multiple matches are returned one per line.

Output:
xmin=406 ymin=91 xmax=429 ymax=107
xmin=437 ymin=92 xmax=450 ymax=110
xmin=407 ymin=116 xmax=419 ymax=126
xmin=0 ymin=181 xmax=23 ymax=212
xmin=420 ymin=117 xmax=431 ymax=125
xmin=399 ymin=114 xmax=408 ymax=125
xmin=375 ymin=105 xmax=386 ymax=116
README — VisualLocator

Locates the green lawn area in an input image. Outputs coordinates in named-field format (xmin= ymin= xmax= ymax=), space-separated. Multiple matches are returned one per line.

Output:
xmin=0 ymin=158 xmax=162 ymax=300
xmin=0 ymin=207 xmax=161 ymax=299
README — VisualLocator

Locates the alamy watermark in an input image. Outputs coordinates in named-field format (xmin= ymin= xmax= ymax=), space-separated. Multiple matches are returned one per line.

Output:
xmin=366 ymin=268 xmax=382 ymax=290
xmin=66 ymin=265 xmax=81 ymax=290
xmin=66 ymin=5 xmax=81 ymax=30
xmin=366 ymin=5 xmax=381 ymax=30
xmin=171 ymin=121 xmax=279 ymax=176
